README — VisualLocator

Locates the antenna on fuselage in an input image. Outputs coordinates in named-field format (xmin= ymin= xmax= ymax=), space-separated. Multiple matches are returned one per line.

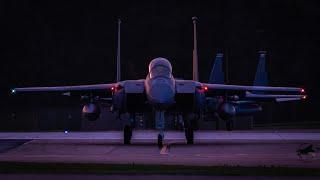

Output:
xmin=116 ymin=19 xmax=121 ymax=82
xmin=192 ymin=17 xmax=199 ymax=81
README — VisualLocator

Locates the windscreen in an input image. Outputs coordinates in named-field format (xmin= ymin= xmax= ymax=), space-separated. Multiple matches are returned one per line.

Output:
xmin=150 ymin=65 xmax=171 ymax=78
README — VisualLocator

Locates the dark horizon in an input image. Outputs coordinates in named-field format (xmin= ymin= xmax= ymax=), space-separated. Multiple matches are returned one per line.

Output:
xmin=1 ymin=0 xmax=318 ymax=124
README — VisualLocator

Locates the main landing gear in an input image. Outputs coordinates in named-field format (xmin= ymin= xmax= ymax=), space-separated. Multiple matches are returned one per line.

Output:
xmin=183 ymin=113 xmax=197 ymax=144
xmin=226 ymin=119 xmax=234 ymax=131
xmin=123 ymin=113 xmax=136 ymax=144
xmin=185 ymin=127 xmax=194 ymax=144
xmin=123 ymin=125 xmax=132 ymax=144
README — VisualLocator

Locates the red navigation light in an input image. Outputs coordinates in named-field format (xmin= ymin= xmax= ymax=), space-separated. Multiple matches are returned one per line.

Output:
xmin=111 ymin=85 xmax=122 ymax=92
xmin=302 ymin=95 xmax=307 ymax=100
xmin=203 ymin=86 xmax=208 ymax=92
xmin=300 ymin=88 xmax=305 ymax=93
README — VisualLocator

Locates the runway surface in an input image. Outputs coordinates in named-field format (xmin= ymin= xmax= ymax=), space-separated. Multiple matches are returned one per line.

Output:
xmin=1 ymin=129 xmax=320 ymax=141
xmin=0 ymin=130 xmax=320 ymax=168
xmin=0 ymin=175 xmax=319 ymax=180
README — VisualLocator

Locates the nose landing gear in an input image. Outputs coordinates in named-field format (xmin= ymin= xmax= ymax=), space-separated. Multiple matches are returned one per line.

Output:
xmin=157 ymin=132 xmax=164 ymax=149
xmin=155 ymin=110 xmax=165 ymax=149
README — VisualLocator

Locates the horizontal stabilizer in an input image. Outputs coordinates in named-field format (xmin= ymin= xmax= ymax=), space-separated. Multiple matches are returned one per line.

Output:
xmin=245 ymin=91 xmax=305 ymax=102
xmin=209 ymin=53 xmax=224 ymax=84
xmin=245 ymin=92 xmax=304 ymax=99
xmin=276 ymin=98 xmax=302 ymax=102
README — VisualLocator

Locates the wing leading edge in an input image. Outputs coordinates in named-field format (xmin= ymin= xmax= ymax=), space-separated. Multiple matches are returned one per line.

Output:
xmin=12 ymin=83 xmax=117 ymax=94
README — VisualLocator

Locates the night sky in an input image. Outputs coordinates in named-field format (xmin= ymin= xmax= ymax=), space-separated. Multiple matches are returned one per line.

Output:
xmin=1 ymin=0 xmax=319 ymax=122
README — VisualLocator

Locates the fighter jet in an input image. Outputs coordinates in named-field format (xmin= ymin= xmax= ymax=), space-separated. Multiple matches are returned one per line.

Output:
xmin=11 ymin=18 xmax=306 ymax=148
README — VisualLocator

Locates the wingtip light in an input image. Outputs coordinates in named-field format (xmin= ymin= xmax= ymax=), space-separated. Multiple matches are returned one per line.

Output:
xmin=301 ymin=95 xmax=307 ymax=100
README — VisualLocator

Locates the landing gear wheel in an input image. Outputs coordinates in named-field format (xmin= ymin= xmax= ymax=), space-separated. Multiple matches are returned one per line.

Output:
xmin=191 ymin=119 xmax=199 ymax=131
xmin=185 ymin=127 xmax=194 ymax=144
xmin=226 ymin=120 xmax=233 ymax=131
xmin=123 ymin=125 xmax=132 ymax=144
xmin=157 ymin=133 xmax=164 ymax=149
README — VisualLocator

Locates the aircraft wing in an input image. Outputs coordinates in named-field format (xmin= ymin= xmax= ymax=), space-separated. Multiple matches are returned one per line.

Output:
xmin=12 ymin=83 xmax=117 ymax=94
xmin=202 ymin=83 xmax=306 ymax=102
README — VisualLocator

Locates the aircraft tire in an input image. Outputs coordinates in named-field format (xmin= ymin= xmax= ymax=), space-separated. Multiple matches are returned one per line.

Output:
xmin=123 ymin=125 xmax=132 ymax=144
xmin=191 ymin=119 xmax=199 ymax=131
xmin=185 ymin=127 xmax=194 ymax=144
xmin=226 ymin=120 xmax=233 ymax=131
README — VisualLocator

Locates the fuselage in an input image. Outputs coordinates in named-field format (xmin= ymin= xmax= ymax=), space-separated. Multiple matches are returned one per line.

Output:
xmin=145 ymin=57 xmax=175 ymax=109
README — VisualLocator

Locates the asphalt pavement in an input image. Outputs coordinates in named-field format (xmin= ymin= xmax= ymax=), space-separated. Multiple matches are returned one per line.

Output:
xmin=0 ymin=130 xmax=319 ymax=168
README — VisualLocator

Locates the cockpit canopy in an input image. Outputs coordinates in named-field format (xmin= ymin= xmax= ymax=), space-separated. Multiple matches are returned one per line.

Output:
xmin=148 ymin=57 xmax=172 ymax=78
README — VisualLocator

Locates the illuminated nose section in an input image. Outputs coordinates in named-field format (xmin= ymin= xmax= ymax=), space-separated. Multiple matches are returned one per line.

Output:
xmin=149 ymin=78 xmax=175 ymax=105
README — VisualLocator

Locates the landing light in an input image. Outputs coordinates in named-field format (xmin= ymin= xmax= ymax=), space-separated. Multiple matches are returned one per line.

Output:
xmin=301 ymin=88 xmax=305 ymax=93
xmin=111 ymin=87 xmax=115 ymax=91
xmin=302 ymin=95 xmax=307 ymax=100
xmin=11 ymin=89 xmax=16 ymax=94
xmin=203 ymin=86 xmax=208 ymax=92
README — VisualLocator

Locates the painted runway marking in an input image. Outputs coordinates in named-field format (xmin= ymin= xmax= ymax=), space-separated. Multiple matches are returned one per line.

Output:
xmin=160 ymin=145 xmax=170 ymax=155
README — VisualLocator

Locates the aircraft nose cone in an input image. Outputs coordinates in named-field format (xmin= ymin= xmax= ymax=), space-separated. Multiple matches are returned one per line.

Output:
xmin=149 ymin=81 xmax=174 ymax=104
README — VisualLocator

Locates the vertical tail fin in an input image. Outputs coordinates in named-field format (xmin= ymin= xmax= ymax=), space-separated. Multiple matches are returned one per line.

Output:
xmin=253 ymin=51 xmax=268 ymax=86
xmin=209 ymin=53 xmax=225 ymax=84
xmin=192 ymin=17 xmax=199 ymax=81
xmin=116 ymin=19 xmax=121 ymax=82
